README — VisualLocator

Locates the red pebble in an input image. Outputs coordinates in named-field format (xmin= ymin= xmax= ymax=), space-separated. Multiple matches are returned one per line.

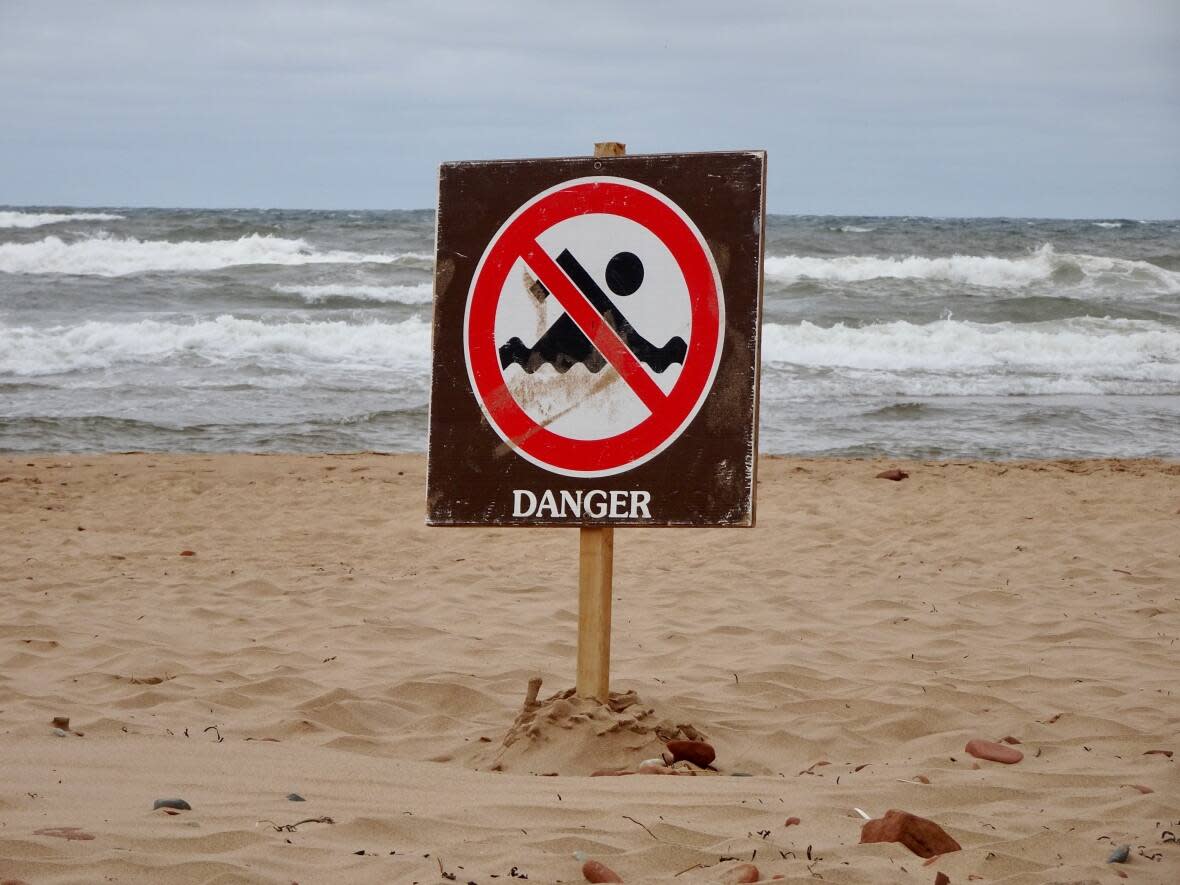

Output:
xmin=935 ymin=873 xmax=951 ymax=885
xmin=665 ymin=739 xmax=715 ymax=767
xmin=876 ymin=468 xmax=909 ymax=481
xmin=965 ymin=739 xmax=1023 ymax=764
xmin=860 ymin=809 xmax=962 ymax=858
xmin=721 ymin=862 xmax=760 ymax=884
xmin=582 ymin=859 xmax=623 ymax=883
xmin=179 ymin=550 xmax=195 ymax=556
xmin=784 ymin=816 xmax=801 ymax=827
xmin=999 ymin=735 xmax=1022 ymax=745
xmin=1125 ymin=783 xmax=1154 ymax=794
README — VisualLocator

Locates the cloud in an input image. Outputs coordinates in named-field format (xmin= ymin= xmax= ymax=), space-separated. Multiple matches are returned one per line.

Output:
xmin=0 ymin=0 xmax=1176 ymax=215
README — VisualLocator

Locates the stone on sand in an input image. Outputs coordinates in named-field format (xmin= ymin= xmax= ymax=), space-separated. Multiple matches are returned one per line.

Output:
xmin=860 ymin=809 xmax=962 ymax=858
xmin=720 ymin=862 xmax=761 ymax=883
xmin=152 ymin=798 xmax=191 ymax=811
xmin=582 ymin=859 xmax=624 ymax=882
xmin=663 ymin=739 xmax=715 ymax=767
xmin=965 ymin=738 xmax=1023 ymax=764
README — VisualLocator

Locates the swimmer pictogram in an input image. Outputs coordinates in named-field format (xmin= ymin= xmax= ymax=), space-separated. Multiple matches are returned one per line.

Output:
xmin=498 ymin=249 xmax=688 ymax=375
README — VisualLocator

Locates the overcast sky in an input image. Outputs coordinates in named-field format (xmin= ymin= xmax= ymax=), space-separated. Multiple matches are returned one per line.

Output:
xmin=1 ymin=1 xmax=1177 ymax=217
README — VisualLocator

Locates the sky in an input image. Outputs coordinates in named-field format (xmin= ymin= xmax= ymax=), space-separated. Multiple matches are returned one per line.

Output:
xmin=1 ymin=0 xmax=1177 ymax=217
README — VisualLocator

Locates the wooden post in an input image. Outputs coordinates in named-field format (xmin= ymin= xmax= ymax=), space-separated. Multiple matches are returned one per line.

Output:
xmin=575 ymin=140 xmax=624 ymax=702
xmin=577 ymin=524 xmax=614 ymax=700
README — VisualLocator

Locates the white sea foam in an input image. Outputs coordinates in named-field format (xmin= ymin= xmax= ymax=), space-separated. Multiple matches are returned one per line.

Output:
xmin=6 ymin=314 xmax=1177 ymax=399
xmin=0 ymin=234 xmax=422 ymax=276
xmin=271 ymin=283 xmax=433 ymax=304
xmin=1092 ymin=221 xmax=1124 ymax=228
xmin=765 ymin=243 xmax=1180 ymax=294
xmin=761 ymin=318 xmax=1180 ymax=395
xmin=0 ymin=316 xmax=431 ymax=376
xmin=0 ymin=211 xmax=125 ymax=228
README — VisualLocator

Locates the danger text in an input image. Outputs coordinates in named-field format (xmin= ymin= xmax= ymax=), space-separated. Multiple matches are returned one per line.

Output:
xmin=512 ymin=489 xmax=652 ymax=519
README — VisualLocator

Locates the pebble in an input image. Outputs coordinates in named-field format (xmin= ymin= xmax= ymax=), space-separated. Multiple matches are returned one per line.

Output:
xmin=664 ymin=739 xmax=715 ymax=768
xmin=179 ymin=550 xmax=196 ymax=556
xmin=876 ymin=468 xmax=909 ymax=481
xmin=582 ymin=859 xmax=624 ymax=883
xmin=860 ymin=808 xmax=962 ymax=858
xmin=1125 ymin=783 xmax=1154 ymax=794
xmin=52 ymin=728 xmax=69 ymax=737
xmin=934 ymin=873 xmax=950 ymax=885
xmin=1143 ymin=749 xmax=1173 ymax=757
xmin=965 ymin=739 xmax=1023 ymax=764
xmin=784 ymin=816 xmax=801 ymax=826
xmin=1107 ymin=844 xmax=1130 ymax=863
xmin=287 ymin=793 xmax=306 ymax=802
xmin=153 ymin=798 xmax=192 ymax=811
xmin=51 ymin=716 xmax=70 ymax=730
xmin=720 ymin=862 xmax=760 ymax=884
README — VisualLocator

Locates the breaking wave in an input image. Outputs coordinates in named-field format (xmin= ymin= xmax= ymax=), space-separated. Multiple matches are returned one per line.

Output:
xmin=0 ymin=233 xmax=425 ymax=276
xmin=6 ymin=314 xmax=1178 ymax=398
xmin=761 ymin=317 xmax=1180 ymax=395
xmin=765 ymin=244 xmax=1180 ymax=294
xmin=0 ymin=316 xmax=431 ymax=376
xmin=0 ymin=210 xmax=125 ymax=228
xmin=271 ymin=283 xmax=433 ymax=304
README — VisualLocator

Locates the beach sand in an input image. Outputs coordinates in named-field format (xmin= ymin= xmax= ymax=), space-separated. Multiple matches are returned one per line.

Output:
xmin=1 ymin=454 xmax=1177 ymax=883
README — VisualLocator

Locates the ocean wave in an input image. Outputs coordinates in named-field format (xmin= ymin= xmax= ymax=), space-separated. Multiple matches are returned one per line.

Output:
xmin=0 ymin=315 xmax=431 ymax=376
xmin=762 ymin=317 xmax=1180 ymax=394
xmin=1092 ymin=221 xmax=1124 ymax=228
xmin=271 ymin=283 xmax=433 ymax=304
xmin=764 ymin=243 xmax=1180 ymax=294
xmin=0 ymin=233 xmax=425 ymax=276
xmin=0 ymin=210 xmax=125 ymax=228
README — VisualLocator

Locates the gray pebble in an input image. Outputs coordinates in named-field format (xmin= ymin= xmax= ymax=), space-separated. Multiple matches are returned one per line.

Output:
xmin=286 ymin=793 xmax=305 ymax=802
xmin=153 ymin=798 xmax=192 ymax=811
xmin=52 ymin=728 xmax=69 ymax=737
xmin=730 ymin=772 xmax=753 ymax=777
xmin=1107 ymin=844 xmax=1130 ymax=863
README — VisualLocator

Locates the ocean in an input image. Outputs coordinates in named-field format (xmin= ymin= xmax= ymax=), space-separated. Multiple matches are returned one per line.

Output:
xmin=1 ymin=207 xmax=1178 ymax=459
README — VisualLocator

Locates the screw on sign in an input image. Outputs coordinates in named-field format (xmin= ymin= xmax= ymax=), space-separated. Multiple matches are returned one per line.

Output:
xmin=464 ymin=175 xmax=724 ymax=479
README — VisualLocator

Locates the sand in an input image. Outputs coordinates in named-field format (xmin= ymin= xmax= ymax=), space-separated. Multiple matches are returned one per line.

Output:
xmin=1 ymin=453 xmax=1177 ymax=884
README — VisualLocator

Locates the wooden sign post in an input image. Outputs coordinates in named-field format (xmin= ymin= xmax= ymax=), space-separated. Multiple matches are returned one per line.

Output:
xmin=575 ymin=141 xmax=625 ymax=700
xmin=427 ymin=143 xmax=766 ymax=704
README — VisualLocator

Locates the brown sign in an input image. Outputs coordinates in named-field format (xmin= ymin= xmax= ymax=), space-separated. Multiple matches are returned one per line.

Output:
xmin=427 ymin=150 xmax=765 ymax=527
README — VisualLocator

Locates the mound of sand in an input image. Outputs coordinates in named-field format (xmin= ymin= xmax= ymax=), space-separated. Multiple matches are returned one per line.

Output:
xmin=465 ymin=677 xmax=711 ymax=775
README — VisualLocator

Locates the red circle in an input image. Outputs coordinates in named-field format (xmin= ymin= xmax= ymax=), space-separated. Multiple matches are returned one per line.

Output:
xmin=465 ymin=178 xmax=721 ymax=476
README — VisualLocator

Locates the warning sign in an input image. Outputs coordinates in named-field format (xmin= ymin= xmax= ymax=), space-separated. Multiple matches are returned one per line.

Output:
xmin=428 ymin=151 xmax=765 ymax=526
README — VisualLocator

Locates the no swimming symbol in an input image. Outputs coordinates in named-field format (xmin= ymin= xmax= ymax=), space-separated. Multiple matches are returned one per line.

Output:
xmin=464 ymin=177 xmax=724 ymax=478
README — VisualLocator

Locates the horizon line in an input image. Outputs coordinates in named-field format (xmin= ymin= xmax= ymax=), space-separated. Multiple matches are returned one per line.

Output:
xmin=3 ymin=204 xmax=1176 ymax=223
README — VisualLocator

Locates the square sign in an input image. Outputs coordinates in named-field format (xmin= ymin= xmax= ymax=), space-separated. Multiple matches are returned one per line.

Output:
xmin=427 ymin=150 xmax=766 ymax=527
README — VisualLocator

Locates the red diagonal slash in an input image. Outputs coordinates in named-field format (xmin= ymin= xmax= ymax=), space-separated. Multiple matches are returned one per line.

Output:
xmin=521 ymin=239 xmax=668 ymax=414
